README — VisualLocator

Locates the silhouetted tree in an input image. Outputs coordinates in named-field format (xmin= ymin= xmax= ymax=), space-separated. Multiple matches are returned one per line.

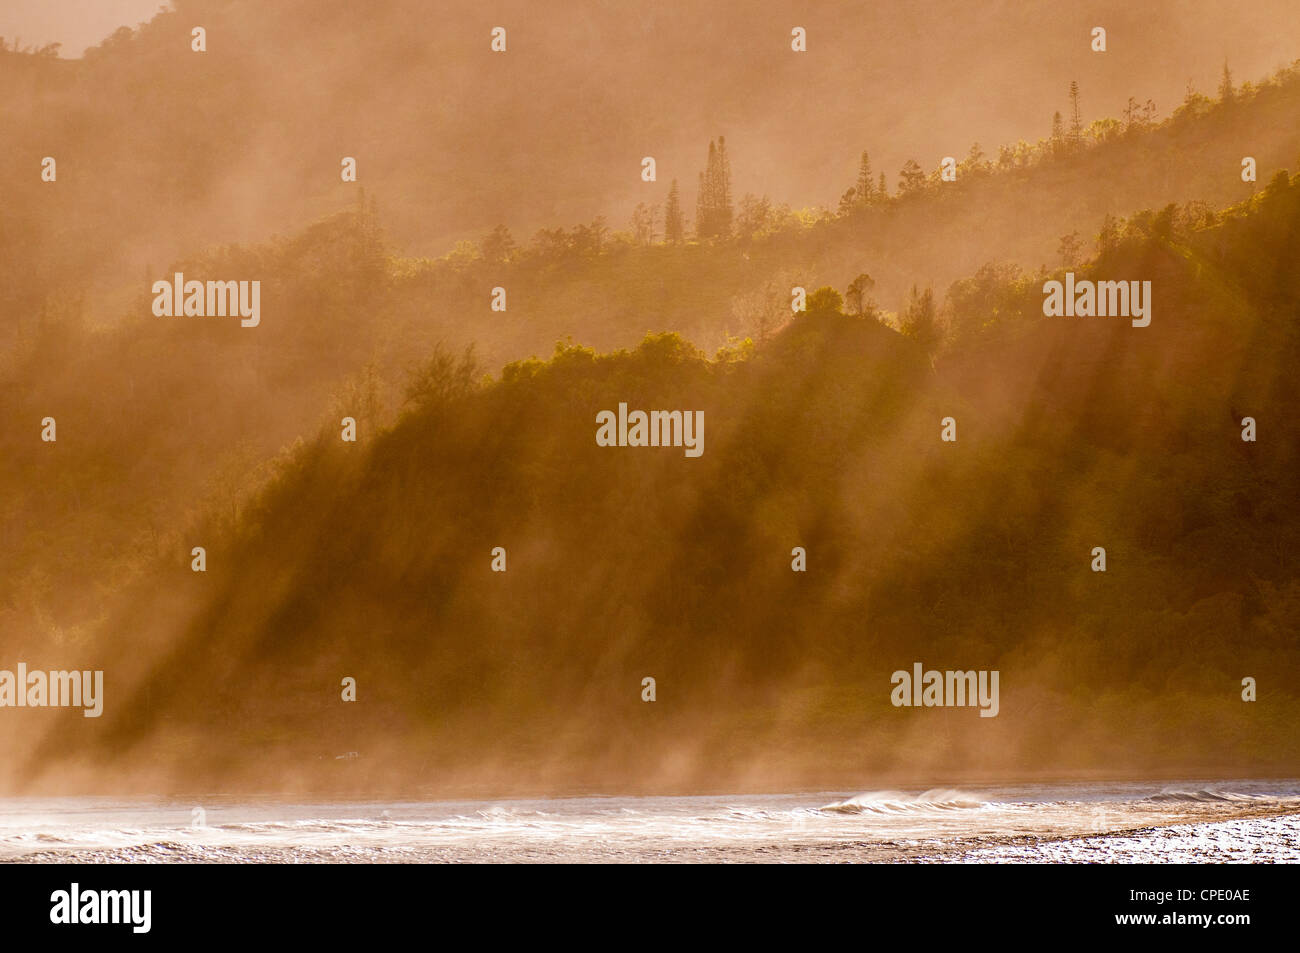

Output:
xmin=570 ymin=217 xmax=608 ymax=256
xmin=900 ymin=285 xmax=940 ymax=355
xmin=897 ymin=159 xmax=925 ymax=194
xmin=531 ymin=227 xmax=569 ymax=258
xmin=1057 ymin=231 xmax=1083 ymax=266
xmin=1069 ymin=81 xmax=1083 ymax=149
xmin=962 ymin=142 xmax=989 ymax=176
xmin=480 ymin=224 xmax=516 ymax=263
xmin=807 ymin=286 xmax=844 ymax=314
xmin=1123 ymin=96 xmax=1157 ymax=131
xmin=1051 ymin=110 xmax=1065 ymax=153
xmin=716 ymin=136 xmax=733 ymax=232
xmin=696 ymin=137 xmax=734 ymax=240
xmin=664 ymin=180 xmax=684 ymax=244
xmin=845 ymin=273 xmax=877 ymax=316
xmin=855 ymin=151 xmax=875 ymax=207
xmin=1219 ymin=61 xmax=1235 ymax=103
xmin=1096 ymin=213 xmax=1121 ymax=255
xmin=630 ymin=203 xmax=659 ymax=246
xmin=734 ymin=194 xmax=775 ymax=241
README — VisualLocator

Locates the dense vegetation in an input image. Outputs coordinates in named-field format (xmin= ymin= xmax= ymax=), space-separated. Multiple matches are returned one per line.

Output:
xmin=13 ymin=168 xmax=1299 ymax=793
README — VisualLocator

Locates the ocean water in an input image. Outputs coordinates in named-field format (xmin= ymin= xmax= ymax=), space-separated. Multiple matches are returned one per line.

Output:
xmin=2 ymin=780 xmax=1298 ymax=863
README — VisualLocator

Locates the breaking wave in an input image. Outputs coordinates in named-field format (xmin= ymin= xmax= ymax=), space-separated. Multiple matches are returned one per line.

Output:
xmin=1143 ymin=789 xmax=1261 ymax=804
xmin=819 ymin=789 xmax=988 ymax=814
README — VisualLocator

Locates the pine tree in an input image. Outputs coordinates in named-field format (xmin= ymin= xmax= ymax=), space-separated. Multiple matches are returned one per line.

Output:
xmin=1219 ymin=61 xmax=1235 ymax=104
xmin=855 ymin=151 xmax=874 ymax=207
xmin=695 ymin=137 xmax=734 ymax=241
xmin=878 ymin=171 xmax=888 ymax=199
xmin=664 ymin=179 xmax=684 ymax=244
xmin=696 ymin=140 xmax=716 ymax=240
xmin=715 ymin=136 xmax=734 ymax=238
xmin=1068 ymin=81 xmax=1083 ymax=147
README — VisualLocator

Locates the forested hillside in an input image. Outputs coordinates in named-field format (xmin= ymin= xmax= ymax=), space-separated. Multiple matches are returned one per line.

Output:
xmin=5 ymin=50 xmax=1300 ymax=666
xmin=13 ymin=169 xmax=1299 ymax=794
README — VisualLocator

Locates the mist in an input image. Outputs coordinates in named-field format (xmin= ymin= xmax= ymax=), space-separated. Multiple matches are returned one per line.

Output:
xmin=1 ymin=0 xmax=1298 ymax=798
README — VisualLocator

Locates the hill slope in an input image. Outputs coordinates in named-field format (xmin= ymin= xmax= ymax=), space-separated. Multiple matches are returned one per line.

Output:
xmin=13 ymin=171 xmax=1299 ymax=794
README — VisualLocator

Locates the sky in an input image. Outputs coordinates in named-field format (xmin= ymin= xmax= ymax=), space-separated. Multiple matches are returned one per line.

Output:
xmin=0 ymin=0 xmax=167 ymax=55
xmin=6 ymin=0 xmax=1300 ymax=258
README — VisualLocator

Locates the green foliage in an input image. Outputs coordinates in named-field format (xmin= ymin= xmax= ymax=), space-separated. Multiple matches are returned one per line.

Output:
xmin=25 ymin=177 xmax=1300 ymax=789
xmin=899 ymin=285 xmax=940 ymax=356
xmin=806 ymin=286 xmax=843 ymax=315
xmin=402 ymin=346 xmax=480 ymax=412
